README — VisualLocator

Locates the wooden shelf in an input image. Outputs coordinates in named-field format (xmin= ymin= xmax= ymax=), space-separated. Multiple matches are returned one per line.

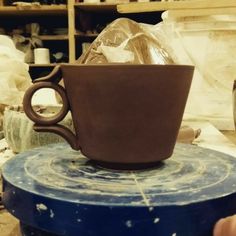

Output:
xmin=29 ymin=63 xmax=58 ymax=67
xmin=39 ymin=35 xmax=68 ymax=40
xmin=0 ymin=5 xmax=67 ymax=15
xmin=75 ymin=32 xmax=98 ymax=38
xmin=167 ymin=7 xmax=236 ymax=18
xmin=74 ymin=3 xmax=118 ymax=12
xmin=25 ymin=35 xmax=68 ymax=40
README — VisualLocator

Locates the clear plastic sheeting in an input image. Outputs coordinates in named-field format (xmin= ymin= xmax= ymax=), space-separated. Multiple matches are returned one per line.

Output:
xmin=77 ymin=18 xmax=175 ymax=64
xmin=0 ymin=35 xmax=32 ymax=106
xmin=162 ymin=14 xmax=236 ymax=130
xmin=3 ymin=106 xmax=74 ymax=153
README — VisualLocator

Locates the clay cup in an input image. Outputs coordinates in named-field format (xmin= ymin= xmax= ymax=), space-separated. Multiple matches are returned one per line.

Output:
xmin=23 ymin=64 xmax=194 ymax=169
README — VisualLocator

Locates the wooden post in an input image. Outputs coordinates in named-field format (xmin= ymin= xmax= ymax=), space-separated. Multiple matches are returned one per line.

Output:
xmin=68 ymin=0 xmax=76 ymax=63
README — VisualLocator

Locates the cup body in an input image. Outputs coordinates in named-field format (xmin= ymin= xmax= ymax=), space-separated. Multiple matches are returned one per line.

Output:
xmin=233 ymin=80 xmax=236 ymax=130
xmin=60 ymin=64 xmax=194 ymax=165
xmin=34 ymin=48 xmax=50 ymax=64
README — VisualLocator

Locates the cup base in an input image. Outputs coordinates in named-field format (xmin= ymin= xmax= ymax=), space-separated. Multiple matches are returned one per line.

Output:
xmin=88 ymin=160 xmax=165 ymax=171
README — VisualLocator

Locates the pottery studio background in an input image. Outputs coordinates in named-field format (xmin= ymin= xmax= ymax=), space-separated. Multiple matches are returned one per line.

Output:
xmin=1 ymin=0 xmax=236 ymax=236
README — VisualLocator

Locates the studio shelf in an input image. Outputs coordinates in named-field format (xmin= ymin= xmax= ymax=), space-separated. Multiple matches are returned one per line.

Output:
xmin=74 ymin=3 xmax=118 ymax=12
xmin=0 ymin=5 xmax=67 ymax=15
xmin=39 ymin=35 xmax=69 ymax=40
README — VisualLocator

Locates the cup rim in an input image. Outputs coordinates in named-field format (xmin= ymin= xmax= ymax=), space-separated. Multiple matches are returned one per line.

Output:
xmin=59 ymin=63 xmax=194 ymax=70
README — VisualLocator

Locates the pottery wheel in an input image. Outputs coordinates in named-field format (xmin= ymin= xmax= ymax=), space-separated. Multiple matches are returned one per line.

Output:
xmin=2 ymin=143 xmax=236 ymax=236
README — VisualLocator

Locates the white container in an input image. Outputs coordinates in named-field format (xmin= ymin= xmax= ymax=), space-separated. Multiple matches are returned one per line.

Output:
xmin=34 ymin=48 xmax=50 ymax=64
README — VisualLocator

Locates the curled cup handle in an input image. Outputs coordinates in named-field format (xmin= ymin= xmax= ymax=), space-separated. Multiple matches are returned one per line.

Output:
xmin=23 ymin=65 xmax=79 ymax=150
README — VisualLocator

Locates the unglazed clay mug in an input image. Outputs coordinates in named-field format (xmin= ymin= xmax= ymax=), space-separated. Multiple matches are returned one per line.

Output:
xmin=23 ymin=64 xmax=194 ymax=169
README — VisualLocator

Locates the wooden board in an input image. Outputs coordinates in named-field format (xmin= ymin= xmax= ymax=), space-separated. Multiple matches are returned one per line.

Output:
xmin=117 ymin=0 xmax=236 ymax=14
xmin=0 ymin=5 xmax=67 ymax=15
xmin=167 ymin=7 xmax=236 ymax=18
xmin=74 ymin=3 xmax=117 ymax=12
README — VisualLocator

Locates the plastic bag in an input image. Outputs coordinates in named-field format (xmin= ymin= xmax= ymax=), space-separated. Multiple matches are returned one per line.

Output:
xmin=161 ymin=14 xmax=236 ymax=129
xmin=75 ymin=18 xmax=201 ymax=142
xmin=0 ymin=35 xmax=32 ymax=106
xmin=77 ymin=18 xmax=175 ymax=64
xmin=0 ymin=36 xmax=24 ymax=61
xmin=56 ymin=18 xmax=175 ymax=103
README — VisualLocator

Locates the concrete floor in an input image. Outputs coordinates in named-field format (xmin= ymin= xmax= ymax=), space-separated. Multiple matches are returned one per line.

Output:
xmin=0 ymin=210 xmax=21 ymax=236
xmin=0 ymin=172 xmax=21 ymax=236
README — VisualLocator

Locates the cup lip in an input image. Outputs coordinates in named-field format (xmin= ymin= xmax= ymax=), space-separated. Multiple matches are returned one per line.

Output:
xmin=59 ymin=63 xmax=194 ymax=70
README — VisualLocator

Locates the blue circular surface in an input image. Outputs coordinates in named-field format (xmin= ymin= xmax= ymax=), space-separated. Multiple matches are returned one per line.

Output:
xmin=2 ymin=143 xmax=236 ymax=236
